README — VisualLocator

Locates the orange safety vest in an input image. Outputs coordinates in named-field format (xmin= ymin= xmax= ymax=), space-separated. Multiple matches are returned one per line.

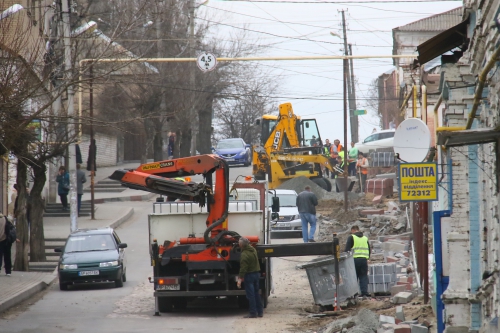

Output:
xmin=357 ymin=158 xmax=368 ymax=174
xmin=330 ymin=144 xmax=342 ymax=158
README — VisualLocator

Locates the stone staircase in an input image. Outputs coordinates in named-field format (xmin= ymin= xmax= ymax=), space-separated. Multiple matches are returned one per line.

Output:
xmin=84 ymin=179 xmax=125 ymax=193
xmin=43 ymin=202 xmax=96 ymax=217
xmin=28 ymin=238 xmax=65 ymax=272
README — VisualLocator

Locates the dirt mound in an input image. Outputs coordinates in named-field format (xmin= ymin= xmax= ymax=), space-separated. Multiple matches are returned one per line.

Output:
xmin=277 ymin=176 xmax=326 ymax=199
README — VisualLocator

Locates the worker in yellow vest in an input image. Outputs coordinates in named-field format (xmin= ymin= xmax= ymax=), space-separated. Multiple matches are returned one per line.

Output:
xmin=345 ymin=225 xmax=371 ymax=297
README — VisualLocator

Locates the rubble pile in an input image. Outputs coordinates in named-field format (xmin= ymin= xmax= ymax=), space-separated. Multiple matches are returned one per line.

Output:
xmin=278 ymin=176 xmax=363 ymax=201
xmin=277 ymin=176 xmax=326 ymax=199
xmin=308 ymin=187 xmax=433 ymax=333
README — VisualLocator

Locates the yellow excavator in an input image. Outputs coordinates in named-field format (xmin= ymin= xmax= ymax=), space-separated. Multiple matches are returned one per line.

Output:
xmin=252 ymin=102 xmax=334 ymax=191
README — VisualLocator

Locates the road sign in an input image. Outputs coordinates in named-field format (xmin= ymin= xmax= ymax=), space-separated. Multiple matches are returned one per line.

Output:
xmin=354 ymin=109 xmax=367 ymax=116
xmin=197 ymin=52 xmax=217 ymax=72
xmin=398 ymin=162 xmax=438 ymax=202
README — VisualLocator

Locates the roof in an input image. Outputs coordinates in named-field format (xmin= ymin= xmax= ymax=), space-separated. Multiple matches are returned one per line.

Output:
xmin=394 ymin=7 xmax=463 ymax=32
xmin=417 ymin=15 xmax=469 ymax=65
xmin=70 ymin=228 xmax=113 ymax=236
xmin=273 ymin=189 xmax=297 ymax=195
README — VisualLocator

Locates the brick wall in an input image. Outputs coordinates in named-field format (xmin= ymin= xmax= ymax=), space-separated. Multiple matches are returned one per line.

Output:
xmin=79 ymin=133 xmax=117 ymax=167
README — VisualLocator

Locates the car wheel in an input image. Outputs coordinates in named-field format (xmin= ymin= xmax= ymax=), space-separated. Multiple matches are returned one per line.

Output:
xmin=158 ymin=297 xmax=174 ymax=313
xmin=59 ymin=281 xmax=68 ymax=291
xmin=122 ymin=270 xmax=127 ymax=282
xmin=115 ymin=273 xmax=124 ymax=288
xmin=312 ymin=177 xmax=328 ymax=191
xmin=244 ymin=153 xmax=251 ymax=167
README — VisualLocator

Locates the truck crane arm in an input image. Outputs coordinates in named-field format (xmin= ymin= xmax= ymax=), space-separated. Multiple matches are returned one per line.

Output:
xmin=110 ymin=155 xmax=236 ymax=245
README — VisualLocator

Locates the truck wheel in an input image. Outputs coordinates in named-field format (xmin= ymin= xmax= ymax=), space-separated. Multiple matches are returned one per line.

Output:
xmin=322 ymin=177 xmax=332 ymax=192
xmin=312 ymin=178 xmax=328 ymax=191
xmin=158 ymin=297 xmax=174 ymax=313
xmin=237 ymin=295 xmax=249 ymax=309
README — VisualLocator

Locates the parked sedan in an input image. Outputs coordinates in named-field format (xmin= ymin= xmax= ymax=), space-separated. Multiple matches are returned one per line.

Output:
xmin=269 ymin=189 xmax=302 ymax=236
xmin=355 ymin=130 xmax=395 ymax=154
xmin=213 ymin=138 xmax=252 ymax=166
xmin=56 ymin=228 xmax=127 ymax=290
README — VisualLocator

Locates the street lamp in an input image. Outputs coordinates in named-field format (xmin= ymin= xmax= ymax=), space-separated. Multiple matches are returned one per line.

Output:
xmin=0 ymin=4 xmax=23 ymax=21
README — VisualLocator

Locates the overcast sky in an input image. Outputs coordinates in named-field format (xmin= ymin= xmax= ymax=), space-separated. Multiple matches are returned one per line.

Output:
xmin=199 ymin=0 xmax=461 ymax=143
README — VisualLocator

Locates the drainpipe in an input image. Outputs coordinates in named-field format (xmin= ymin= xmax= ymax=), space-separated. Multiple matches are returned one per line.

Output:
xmin=466 ymin=44 xmax=500 ymax=129
xmin=422 ymin=85 xmax=427 ymax=124
xmin=433 ymin=93 xmax=442 ymax=145
xmin=413 ymin=85 xmax=418 ymax=118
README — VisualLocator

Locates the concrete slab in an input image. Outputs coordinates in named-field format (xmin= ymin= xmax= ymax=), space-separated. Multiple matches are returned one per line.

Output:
xmin=393 ymin=291 xmax=414 ymax=304
xmin=395 ymin=306 xmax=405 ymax=322
xmin=410 ymin=324 xmax=428 ymax=333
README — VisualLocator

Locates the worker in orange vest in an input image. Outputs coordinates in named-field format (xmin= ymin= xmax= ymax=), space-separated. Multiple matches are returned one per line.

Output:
xmin=356 ymin=152 xmax=369 ymax=192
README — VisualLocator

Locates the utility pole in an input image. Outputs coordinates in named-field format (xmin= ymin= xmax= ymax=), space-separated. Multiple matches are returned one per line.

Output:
xmin=341 ymin=10 xmax=349 ymax=212
xmin=61 ymin=0 xmax=78 ymax=231
xmin=341 ymin=12 xmax=357 ymax=146
xmin=348 ymin=44 xmax=359 ymax=143
xmin=189 ymin=0 xmax=197 ymax=156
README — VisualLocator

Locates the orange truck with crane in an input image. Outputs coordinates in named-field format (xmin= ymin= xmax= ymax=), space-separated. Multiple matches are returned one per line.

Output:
xmin=110 ymin=154 xmax=335 ymax=313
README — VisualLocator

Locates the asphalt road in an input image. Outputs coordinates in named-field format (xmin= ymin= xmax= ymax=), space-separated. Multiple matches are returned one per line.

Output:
xmin=0 ymin=165 xmax=263 ymax=333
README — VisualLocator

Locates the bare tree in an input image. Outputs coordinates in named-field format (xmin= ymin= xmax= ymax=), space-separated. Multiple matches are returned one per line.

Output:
xmin=214 ymin=75 xmax=279 ymax=145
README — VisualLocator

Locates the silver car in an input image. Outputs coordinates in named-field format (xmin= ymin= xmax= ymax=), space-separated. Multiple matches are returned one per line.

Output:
xmin=270 ymin=189 xmax=302 ymax=235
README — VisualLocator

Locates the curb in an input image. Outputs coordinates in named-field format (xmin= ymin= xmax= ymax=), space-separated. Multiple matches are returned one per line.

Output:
xmin=109 ymin=207 xmax=135 ymax=229
xmin=0 ymin=274 xmax=56 ymax=314
xmin=83 ymin=192 xmax=156 ymax=204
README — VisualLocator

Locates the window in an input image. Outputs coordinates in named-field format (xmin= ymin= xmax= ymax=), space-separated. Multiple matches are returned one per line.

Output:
xmin=268 ymin=194 xmax=297 ymax=207
xmin=217 ymin=140 xmax=244 ymax=149
xmin=65 ymin=234 xmax=116 ymax=252
xmin=379 ymin=132 xmax=395 ymax=140
xmin=364 ymin=134 xmax=379 ymax=143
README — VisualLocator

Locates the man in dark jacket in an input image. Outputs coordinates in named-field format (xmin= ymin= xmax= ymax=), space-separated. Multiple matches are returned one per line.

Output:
xmin=237 ymin=237 xmax=263 ymax=318
xmin=345 ymin=225 xmax=371 ymax=297
xmin=296 ymin=186 xmax=318 ymax=243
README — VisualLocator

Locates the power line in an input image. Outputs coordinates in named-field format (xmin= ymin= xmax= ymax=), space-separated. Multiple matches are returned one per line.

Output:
xmin=221 ymin=0 xmax=461 ymax=3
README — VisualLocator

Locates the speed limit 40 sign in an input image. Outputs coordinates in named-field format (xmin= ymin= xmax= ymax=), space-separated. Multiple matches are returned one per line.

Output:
xmin=197 ymin=52 xmax=217 ymax=72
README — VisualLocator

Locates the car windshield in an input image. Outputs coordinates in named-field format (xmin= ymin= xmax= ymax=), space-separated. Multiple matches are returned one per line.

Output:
xmin=268 ymin=194 xmax=297 ymax=207
xmin=65 ymin=234 xmax=116 ymax=252
xmin=217 ymin=140 xmax=244 ymax=149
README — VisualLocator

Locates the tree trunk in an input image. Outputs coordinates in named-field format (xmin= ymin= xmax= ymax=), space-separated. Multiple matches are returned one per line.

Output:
xmin=29 ymin=163 xmax=46 ymax=262
xmin=179 ymin=128 xmax=192 ymax=158
xmin=14 ymin=161 xmax=29 ymax=271
xmin=174 ymin=129 xmax=181 ymax=159
xmin=197 ymin=96 xmax=214 ymax=155
xmin=153 ymin=121 xmax=164 ymax=161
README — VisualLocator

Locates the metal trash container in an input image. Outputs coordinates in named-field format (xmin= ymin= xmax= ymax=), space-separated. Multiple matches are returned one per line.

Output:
xmin=301 ymin=252 xmax=359 ymax=306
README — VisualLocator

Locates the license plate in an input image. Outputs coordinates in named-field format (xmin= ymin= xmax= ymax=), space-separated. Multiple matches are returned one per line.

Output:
xmin=157 ymin=284 xmax=180 ymax=291
xmin=79 ymin=270 xmax=99 ymax=276
xmin=225 ymin=158 xmax=234 ymax=161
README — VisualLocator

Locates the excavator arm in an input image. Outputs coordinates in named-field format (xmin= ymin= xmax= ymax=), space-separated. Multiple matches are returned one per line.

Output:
xmin=110 ymin=154 xmax=236 ymax=245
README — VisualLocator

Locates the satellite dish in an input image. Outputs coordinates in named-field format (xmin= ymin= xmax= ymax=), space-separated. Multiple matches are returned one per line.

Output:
xmin=393 ymin=118 xmax=431 ymax=162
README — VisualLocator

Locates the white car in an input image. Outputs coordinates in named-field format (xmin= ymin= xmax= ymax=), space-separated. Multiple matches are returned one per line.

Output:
xmin=269 ymin=189 xmax=302 ymax=236
xmin=355 ymin=130 xmax=395 ymax=154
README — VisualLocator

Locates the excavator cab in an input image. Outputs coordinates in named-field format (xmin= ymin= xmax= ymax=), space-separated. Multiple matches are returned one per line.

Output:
xmin=300 ymin=119 xmax=322 ymax=147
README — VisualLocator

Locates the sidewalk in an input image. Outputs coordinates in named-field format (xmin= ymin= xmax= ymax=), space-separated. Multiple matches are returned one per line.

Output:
xmin=0 ymin=162 xmax=158 ymax=315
